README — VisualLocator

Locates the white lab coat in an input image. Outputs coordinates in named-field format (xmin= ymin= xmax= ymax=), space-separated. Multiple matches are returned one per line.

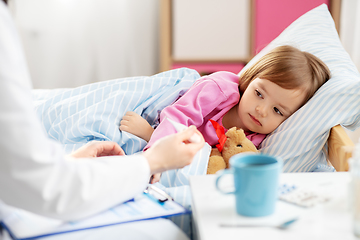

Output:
xmin=0 ymin=2 xmax=150 ymax=221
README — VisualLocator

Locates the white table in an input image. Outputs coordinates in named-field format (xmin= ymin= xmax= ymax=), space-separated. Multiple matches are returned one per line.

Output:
xmin=190 ymin=172 xmax=358 ymax=240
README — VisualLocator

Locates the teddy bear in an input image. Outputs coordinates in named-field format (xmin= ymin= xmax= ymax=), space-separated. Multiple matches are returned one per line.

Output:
xmin=207 ymin=121 xmax=258 ymax=174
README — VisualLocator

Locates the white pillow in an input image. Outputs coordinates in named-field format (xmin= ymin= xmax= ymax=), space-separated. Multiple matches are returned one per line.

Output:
xmin=240 ymin=4 xmax=360 ymax=172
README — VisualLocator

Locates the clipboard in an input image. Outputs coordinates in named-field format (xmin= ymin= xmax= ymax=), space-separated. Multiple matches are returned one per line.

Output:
xmin=0 ymin=185 xmax=189 ymax=240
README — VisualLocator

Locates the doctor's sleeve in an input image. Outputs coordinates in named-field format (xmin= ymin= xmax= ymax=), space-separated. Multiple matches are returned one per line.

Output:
xmin=0 ymin=1 xmax=150 ymax=221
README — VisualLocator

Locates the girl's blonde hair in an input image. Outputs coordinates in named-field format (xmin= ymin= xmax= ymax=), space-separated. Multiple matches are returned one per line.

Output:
xmin=239 ymin=45 xmax=330 ymax=105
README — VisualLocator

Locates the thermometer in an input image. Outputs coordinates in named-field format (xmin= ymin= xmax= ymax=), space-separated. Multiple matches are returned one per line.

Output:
xmin=166 ymin=118 xmax=201 ymax=143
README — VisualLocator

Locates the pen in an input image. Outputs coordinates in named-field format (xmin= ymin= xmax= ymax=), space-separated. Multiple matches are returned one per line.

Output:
xmin=166 ymin=118 xmax=201 ymax=143
xmin=145 ymin=185 xmax=173 ymax=202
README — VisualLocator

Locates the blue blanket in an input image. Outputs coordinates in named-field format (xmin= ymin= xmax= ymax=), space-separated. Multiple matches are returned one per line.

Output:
xmin=33 ymin=68 xmax=199 ymax=154
xmin=32 ymin=68 xmax=209 ymax=237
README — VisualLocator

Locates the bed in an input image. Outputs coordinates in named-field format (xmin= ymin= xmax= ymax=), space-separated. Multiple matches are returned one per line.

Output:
xmin=32 ymin=4 xmax=360 ymax=237
xmin=328 ymin=125 xmax=354 ymax=171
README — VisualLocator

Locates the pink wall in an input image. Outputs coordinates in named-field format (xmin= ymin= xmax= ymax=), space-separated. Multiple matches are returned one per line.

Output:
xmin=172 ymin=63 xmax=244 ymax=76
xmin=255 ymin=0 xmax=330 ymax=53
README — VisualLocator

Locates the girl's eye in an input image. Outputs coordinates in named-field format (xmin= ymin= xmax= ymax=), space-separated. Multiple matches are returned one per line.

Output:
xmin=274 ymin=107 xmax=283 ymax=116
xmin=255 ymin=89 xmax=263 ymax=98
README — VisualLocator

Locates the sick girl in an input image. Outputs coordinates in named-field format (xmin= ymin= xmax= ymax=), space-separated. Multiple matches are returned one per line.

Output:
xmin=120 ymin=45 xmax=330 ymax=159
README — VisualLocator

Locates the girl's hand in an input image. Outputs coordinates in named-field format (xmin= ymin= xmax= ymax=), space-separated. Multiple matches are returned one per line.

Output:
xmin=70 ymin=141 xmax=125 ymax=158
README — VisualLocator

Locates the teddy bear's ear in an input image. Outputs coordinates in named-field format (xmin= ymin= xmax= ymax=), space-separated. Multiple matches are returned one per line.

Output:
xmin=236 ymin=128 xmax=245 ymax=136
xmin=226 ymin=127 xmax=245 ymax=138
xmin=226 ymin=127 xmax=237 ymax=136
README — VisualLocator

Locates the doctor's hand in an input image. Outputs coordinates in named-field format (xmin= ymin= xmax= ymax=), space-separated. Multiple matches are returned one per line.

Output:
xmin=70 ymin=141 xmax=125 ymax=158
xmin=143 ymin=125 xmax=204 ymax=175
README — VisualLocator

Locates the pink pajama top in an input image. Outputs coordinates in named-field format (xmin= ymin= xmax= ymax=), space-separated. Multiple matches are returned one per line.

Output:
xmin=145 ymin=71 xmax=266 ymax=150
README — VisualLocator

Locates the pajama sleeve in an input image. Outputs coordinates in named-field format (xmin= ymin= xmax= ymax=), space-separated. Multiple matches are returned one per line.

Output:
xmin=145 ymin=72 xmax=240 ymax=150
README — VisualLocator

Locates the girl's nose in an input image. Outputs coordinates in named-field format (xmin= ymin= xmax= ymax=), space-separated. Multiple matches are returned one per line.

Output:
xmin=256 ymin=105 xmax=267 ymax=117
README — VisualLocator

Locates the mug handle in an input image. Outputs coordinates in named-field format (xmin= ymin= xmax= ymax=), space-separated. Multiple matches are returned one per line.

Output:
xmin=215 ymin=169 xmax=235 ymax=194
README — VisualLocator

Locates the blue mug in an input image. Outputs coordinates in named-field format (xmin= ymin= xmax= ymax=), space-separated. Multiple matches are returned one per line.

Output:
xmin=216 ymin=153 xmax=282 ymax=217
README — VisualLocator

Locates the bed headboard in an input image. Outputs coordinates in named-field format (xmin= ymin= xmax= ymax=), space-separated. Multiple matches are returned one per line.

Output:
xmin=327 ymin=125 xmax=355 ymax=171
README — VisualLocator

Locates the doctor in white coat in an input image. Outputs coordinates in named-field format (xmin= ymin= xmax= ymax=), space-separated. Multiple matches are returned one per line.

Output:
xmin=0 ymin=1 xmax=204 ymax=239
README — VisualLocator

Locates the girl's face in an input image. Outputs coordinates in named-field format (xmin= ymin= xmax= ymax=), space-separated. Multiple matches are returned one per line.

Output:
xmin=238 ymin=77 xmax=306 ymax=134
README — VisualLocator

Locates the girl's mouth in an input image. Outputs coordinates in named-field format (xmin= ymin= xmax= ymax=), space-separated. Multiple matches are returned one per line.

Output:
xmin=249 ymin=114 xmax=262 ymax=126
